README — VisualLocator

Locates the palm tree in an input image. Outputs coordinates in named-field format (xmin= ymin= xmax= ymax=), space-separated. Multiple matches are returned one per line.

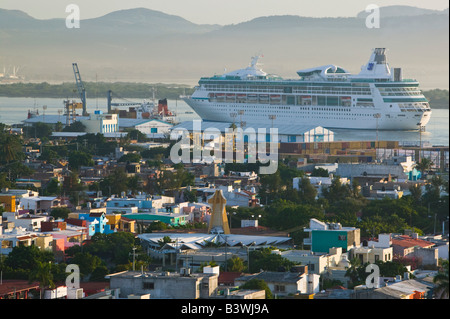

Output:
xmin=345 ymin=257 xmax=362 ymax=287
xmin=29 ymin=261 xmax=55 ymax=299
xmin=0 ymin=134 xmax=22 ymax=164
xmin=415 ymin=158 xmax=434 ymax=179
xmin=433 ymin=259 xmax=449 ymax=299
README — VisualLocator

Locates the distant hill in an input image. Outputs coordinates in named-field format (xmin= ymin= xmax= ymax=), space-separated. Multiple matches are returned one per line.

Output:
xmin=0 ymin=6 xmax=448 ymax=89
xmin=423 ymin=89 xmax=450 ymax=109
xmin=356 ymin=5 xmax=448 ymax=18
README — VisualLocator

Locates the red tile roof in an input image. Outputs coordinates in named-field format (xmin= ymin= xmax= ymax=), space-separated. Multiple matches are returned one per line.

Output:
xmin=0 ymin=280 xmax=40 ymax=296
xmin=218 ymin=272 xmax=243 ymax=285
xmin=392 ymin=236 xmax=434 ymax=248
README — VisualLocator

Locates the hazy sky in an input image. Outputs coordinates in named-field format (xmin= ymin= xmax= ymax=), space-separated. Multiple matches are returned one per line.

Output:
xmin=1 ymin=0 xmax=449 ymax=25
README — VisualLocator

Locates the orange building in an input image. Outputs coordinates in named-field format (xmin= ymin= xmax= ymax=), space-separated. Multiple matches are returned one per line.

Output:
xmin=0 ymin=195 xmax=15 ymax=212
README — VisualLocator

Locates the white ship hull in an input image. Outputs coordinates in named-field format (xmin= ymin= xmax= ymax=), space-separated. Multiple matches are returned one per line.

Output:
xmin=184 ymin=98 xmax=431 ymax=131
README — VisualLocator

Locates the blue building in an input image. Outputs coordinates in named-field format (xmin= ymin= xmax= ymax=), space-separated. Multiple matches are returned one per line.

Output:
xmin=106 ymin=197 xmax=153 ymax=214
xmin=79 ymin=212 xmax=114 ymax=235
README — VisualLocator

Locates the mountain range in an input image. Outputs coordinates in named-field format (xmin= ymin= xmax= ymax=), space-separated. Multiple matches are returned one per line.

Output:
xmin=0 ymin=5 xmax=448 ymax=89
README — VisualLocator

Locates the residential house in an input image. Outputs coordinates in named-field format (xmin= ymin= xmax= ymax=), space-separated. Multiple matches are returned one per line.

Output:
xmin=78 ymin=212 xmax=115 ymax=235
xmin=0 ymin=227 xmax=53 ymax=255
xmin=279 ymin=247 xmax=347 ymax=275
xmin=234 ymin=267 xmax=320 ymax=297
xmin=353 ymin=278 xmax=435 ymax=299
xmin=0 ymin=189 xmax=39 ymax=210
xmin=336 ymin=156 xmax=421 ymax=182
xmin=303 ymin=218 xmax=360 ymax=253
xmin=2 ymin=212 xmax=48 ymax=232
xmin=106 ymin=196 xmax=153 ymax=215
xmin=106 ymin=270 xmax=219 ymax=299
xmin=349 ymin=246 xmax=393 ymax=264
xmin=19 ymin=196 xmax=60 ymax=213
xmin=392 ymin=234 xmax=438 ymax=267
xmin=0 ymin=195 xmax=16 ymax=212
xmin=122 ymin=211 xmax=188 ymax=227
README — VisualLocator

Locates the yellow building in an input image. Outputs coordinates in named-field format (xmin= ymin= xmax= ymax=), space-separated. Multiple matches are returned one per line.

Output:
xmin=106 ymin=214 xmax=122 ymax=231
xmin=35 ymin=234 xmax=54 ymax=252
xmin=0 ymin=195 xmax=16 ymax=212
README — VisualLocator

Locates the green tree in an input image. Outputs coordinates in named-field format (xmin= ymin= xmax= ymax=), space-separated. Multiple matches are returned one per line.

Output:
xmin=248 ymin=247 xmax=295 ymax=273
xmin=311 ymin=167 xmax=329 ymax=177
xmin=127 ymin=175 xmax=141 ymax=194
xmin=126 ymin=129 xmax=148 ymax=142
xmin=0 ymin=172 xmax=11 ymax=190
xmin=50 ymin=207 xmax=71 ymax=220
xmin=100 ymin=167 xmax=129 ymax=196
xmin=55 ymin=121 xmax=64 ymax=132
xmin=433 ymin=259 xmax=449 ymax=299
xmin=39 ymin=148 xmax=59 ymax=165
xmin=415 ymin=158 xmax=434 ymax=179
xmin=0 ymin=134 xmax=22 ymax=164
xmin=90 ymin=265 xmax=110 ymax=282
xmin=63 ymin=121 xmax=86 ymax=132
xmin=225 ymin=256 xmax=245 ymax=273
xmin=68 ymin=150 xmax=94 ymax=170
xmin=45 ymin=178 xmax=61 ymax=195
xmin=28 ymin=122 xmax=53 ymax=139
xmin=296 ymin=177 xmax=317 ymax=205
xmin=118 ymin=152 xmax=142 ymax=163
xmin=69 ymin=252 xmax=103 ymax=279
xmin=28 ymin=261 xmax=55 ymax=299
xmin=183 ymin=189 xmax=197 ymax=203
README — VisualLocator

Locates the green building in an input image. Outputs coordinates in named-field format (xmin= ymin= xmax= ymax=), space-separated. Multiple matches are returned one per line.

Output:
xmin=304 ymin=218 xmax=360 ymax=253
xmin=122 ymin=212 xmax=187 ymax=227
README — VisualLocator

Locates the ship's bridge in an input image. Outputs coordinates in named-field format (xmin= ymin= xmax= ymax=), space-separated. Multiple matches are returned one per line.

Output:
xmin=296 ymin=65 xmax=351 ymax=80
xmin=221 ymin=55 xmax=275 ymax=80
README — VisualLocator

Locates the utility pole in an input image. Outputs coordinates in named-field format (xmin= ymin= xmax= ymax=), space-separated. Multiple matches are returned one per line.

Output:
xmin=129 ymin=247 xmax=138 ymax=271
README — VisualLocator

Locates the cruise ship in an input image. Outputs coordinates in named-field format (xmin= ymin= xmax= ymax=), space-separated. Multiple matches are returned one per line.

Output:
xmin=183 ymin=48 xmax=431 ymax=130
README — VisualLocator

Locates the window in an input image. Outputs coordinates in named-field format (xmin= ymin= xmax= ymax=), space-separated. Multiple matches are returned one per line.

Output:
xmin=338 ymin=235 xmax=347 ymax=241
xmin=274 ymin=285 xmax=285 ymax=292
xmin=375 ymin=255 xmax=380 ymax=262
xmin=143 ymin=282 xmax=154 ymax=289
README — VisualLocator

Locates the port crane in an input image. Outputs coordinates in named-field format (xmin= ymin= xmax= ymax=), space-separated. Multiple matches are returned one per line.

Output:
xmin=107 ymin=90 xmax=142 ymax=113
xmin=72 ymin=63 xmax=87 ymax=116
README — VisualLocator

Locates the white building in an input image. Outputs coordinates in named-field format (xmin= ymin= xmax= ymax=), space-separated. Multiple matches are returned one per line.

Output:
xmin=280 ymin=247 xmax=347 ymax=275
xmin=0 ymin=189 xmax=39 ymax=209
xmin=19 ymin=196 xmax=59 ymax=212
xmin=80 ymin=111 xmax=118 ymax=134
xmin=200 ymin=185 xmax=257 ymax=207
xmin=134 ymin=119 xmax=173 ymax=138
xmin=118 ymin=118 xmax=173 ymax=138
xmin=3 ymin=212 xmax=48 ymax=231
xmin=349 ymin=246 xmax=393 ymax=264
xmin=171 ymin=121 xmax=334 ymax=144
xmin=235 ymin=270 xmax=320 ymax=296
xmin=336 ymin=156 xmax=419 ymax=181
